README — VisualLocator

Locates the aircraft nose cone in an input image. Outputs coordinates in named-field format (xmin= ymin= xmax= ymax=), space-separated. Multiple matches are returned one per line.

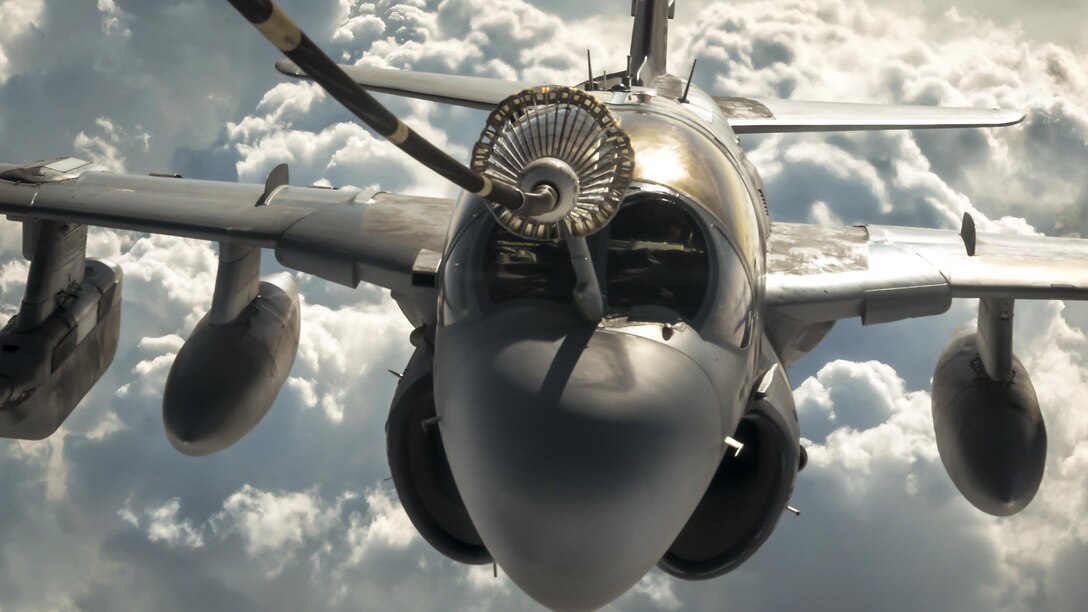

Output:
xmin=435 ymin=310 xmax=725 ymax=610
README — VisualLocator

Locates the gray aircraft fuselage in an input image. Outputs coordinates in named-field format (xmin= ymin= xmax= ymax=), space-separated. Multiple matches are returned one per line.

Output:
xmin=430 ymin=77 xmax=781 ymax=609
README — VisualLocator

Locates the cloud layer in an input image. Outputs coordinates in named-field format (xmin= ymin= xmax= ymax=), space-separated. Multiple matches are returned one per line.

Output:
xmin=0 ymin=1 xmax=1086 ymax=610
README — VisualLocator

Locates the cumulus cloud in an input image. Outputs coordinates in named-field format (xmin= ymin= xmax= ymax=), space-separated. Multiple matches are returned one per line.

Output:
xmin=113 ymin=482 xmax=418 ymax=590
xmin=292 ymin=295 xmax=413 ymax=423
xmin=96 ymin=0 xmax=131 ymax=38
xmin=85 ymin=411 xmax=126 ymax=441
xmin=344 ymin=487 xmax=417 ymax=556
xmin=221 ymin=79 xmax=467 ymax=196
xmin=795 ymin=359 xmax=902 ymax=440
xmin=310 ymin=486 xmax=419 ymax=603
xmin=125 ymin=498 xmax=206 ymax=549
xmin=465 ymin=563 xmax=511 ymax=595
xmin=73 ymin=117 xmax=150 ymax=173
xmin=8 ymin=433 xmax=68 ymax=502
xmin=723 ymin=301 xmax=1088 ymax=612
xmin=0 ymin=0 xmax=1086 ymax=611
xmin=684 ymin=1 xmax=1088 ymax=234
xmin=0 ymin=256 xmax=29 ymax=314
xmin=212 ymin=485 xmax=348 ymax=575
xmin=625 ymin=572 xmax=683 ymax=610
xmin=0 ymin=0 xmax=44 ymax=86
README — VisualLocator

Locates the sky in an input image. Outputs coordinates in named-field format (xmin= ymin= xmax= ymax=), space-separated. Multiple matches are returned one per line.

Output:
xmin=0 ymin=0 xmax=1086 ymax=610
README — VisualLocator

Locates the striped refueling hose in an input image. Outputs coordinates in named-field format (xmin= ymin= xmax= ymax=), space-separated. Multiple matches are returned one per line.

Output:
xmin=225 ymin=0 xmax=548 ymax=211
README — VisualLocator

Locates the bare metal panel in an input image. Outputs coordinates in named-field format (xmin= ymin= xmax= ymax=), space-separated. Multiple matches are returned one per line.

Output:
xmin=713 ymin=97 xmax=774 ymax=120
xmin=617 ymin=110 xmax=762 ymax=271
xmin=766 ymin=223 xmax=868 ymax=275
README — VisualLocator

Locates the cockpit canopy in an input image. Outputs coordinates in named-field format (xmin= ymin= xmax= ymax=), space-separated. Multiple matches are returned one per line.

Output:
xmin=442 ymin=100 xmax=761 ymax=349
xmin=484 ymin=191 xmax=709 ymax=320
xmin=443 ymin=186 xmax=754 ymax=349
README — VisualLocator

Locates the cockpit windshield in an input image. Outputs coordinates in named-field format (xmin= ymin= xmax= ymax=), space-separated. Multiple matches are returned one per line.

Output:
xmin=457 ymin=191 xmax=710 ymax=322
xmin=443 ymin=187 xmax=753 ymax=348
xmin=604 ymin=193 xmax=708 ymax=320
xmin=484 ymin=231 xmax=575 ymax=306
xmin=442 ymin=100 xmax=760 ymax=349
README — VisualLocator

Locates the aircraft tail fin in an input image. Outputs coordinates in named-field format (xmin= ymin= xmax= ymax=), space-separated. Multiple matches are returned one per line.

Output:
xmin=629 ymin=0 xmax=674 ymax=85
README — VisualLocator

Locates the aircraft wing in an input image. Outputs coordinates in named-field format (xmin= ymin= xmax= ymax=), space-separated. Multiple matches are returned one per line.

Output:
xmin=275 ymin=59 xmax=534 ymax=110
xmin=716 ymin=97 xmax=1025 ymax=134
xmin=0 ymin=158 xmax=453 ymax=294
xmin=766 ymin=219 xmax=1088 ymax=326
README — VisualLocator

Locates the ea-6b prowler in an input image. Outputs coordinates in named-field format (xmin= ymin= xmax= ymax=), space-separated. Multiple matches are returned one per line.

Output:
xmin=0 ymin=0 xmax=1069 ymax=608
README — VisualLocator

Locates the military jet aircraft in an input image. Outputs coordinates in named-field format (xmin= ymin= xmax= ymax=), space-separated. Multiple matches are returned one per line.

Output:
xmin=0 ymin=0 xmax=1071 ymax=609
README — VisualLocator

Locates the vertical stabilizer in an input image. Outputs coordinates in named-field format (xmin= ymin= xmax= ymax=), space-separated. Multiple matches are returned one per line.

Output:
xmin=629 ymin=0 xmax=673 ymax=85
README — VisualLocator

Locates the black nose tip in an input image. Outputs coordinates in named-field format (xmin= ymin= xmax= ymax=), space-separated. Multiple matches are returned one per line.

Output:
xmin=436 ymin=323 xmax=726 ymax=610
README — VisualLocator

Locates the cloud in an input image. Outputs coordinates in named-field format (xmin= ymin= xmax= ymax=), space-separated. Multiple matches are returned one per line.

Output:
xmin=96 ymin=0 xmax=131 ymax=39
xmin=73 ymin=117 xmax=150 ymax=173
xmin=311 ymin=486 xmax=419 ymax=603
xmin=0 ymin=0 xmax=44 ymax=86
xmin=345 ymin=487 xmax=417 ymax=556
xmin=7 ymin=433 xmax=68 ymax=502
xmin=746 ymin=300 xmax=1088 ymax=612
xmin=291 ymin=295 xmax=413 ymax=424
xmin=85 ymin=411 xmax=126 ymax=441
xmin=626 ymin=572 xmax=683 ymax=611
xmin=0 ymin=0 xmax=1086 ymax=611
xmin=211 ymin=485 xmax=347 ymax=574
xmin=682 ymin=0 xmax=1088 ymax=234
xmin=110 ymin=482 xmax=418 ymax=598
xmin=124 ymin=498 xmax=206 ymax=549
xmin=795 ymin=359 xmax=902 ymax=441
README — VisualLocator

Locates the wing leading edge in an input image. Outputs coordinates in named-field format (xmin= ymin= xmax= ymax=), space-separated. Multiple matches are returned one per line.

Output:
xmin=275 ymin=59 xmax=534 ymax=110
xmin=274 ymin=59 xmax=1025 ymax=134
xmin=717 ymin=97 xmax=1025 ymax=134
xmin=0 ymin=159 xmax=454 ymax=294
xmin=766 ymin=219 xmax=1088 ymax=326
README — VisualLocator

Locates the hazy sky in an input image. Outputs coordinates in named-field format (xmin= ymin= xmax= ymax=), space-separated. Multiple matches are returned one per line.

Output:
xmin=0 ymin=1 xmax=1087 ymax=610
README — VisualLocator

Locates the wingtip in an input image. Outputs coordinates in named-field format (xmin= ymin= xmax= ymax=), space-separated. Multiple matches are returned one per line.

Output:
xmin=1007 ymin=109 xmax=1027 ymax=126
xmin=274 ymin=57 xmax=307 ymax=78
xmin=994 ymin=108 xmax=1027 ymax=127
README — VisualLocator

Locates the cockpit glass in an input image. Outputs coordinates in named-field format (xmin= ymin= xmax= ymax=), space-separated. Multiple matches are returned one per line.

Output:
xmin=605 ymin=194 xmax=709 ymax=320
xmin=484 ymin=229 xmax=575 ymax=305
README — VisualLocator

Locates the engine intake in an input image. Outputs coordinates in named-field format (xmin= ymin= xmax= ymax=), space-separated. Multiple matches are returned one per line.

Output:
xmin=932 ymin=327 xmax=1046 ymax=516
xmin=386 ymin=347 xmax=491 ymax=565
xmin=659 ymin=363 xmax=800 ymax=580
